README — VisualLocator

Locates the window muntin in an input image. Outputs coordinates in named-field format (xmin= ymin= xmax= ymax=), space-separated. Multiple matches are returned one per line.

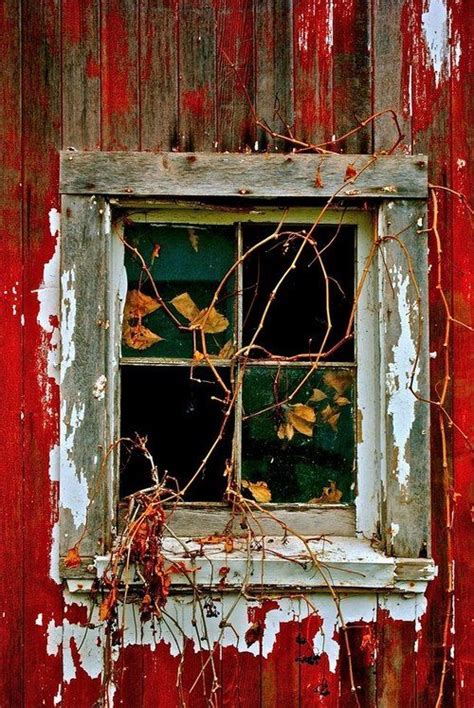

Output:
xmin=119 ymin=211 xmax=360 ymax=508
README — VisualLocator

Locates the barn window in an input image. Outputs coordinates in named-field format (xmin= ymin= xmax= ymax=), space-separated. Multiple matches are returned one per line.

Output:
xmin=59 ymin=152 xmax=434 ymax=592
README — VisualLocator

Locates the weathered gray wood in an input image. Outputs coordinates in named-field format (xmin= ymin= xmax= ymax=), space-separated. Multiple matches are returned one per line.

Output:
xmin=378 ymin=200 xmax=430 ymax=557
xmin=60 ymin=196 xmax=112 ymax=560
xmin=60 ymin=151 xmax=428 ymax=198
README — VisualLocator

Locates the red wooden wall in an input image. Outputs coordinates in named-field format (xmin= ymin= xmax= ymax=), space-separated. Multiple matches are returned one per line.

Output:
xmin=0 ymin=1 xmax=472 ymax=706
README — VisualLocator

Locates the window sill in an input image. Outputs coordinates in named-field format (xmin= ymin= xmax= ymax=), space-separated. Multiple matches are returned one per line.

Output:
xmin=64 ymin=537 xmax=435 ymax=595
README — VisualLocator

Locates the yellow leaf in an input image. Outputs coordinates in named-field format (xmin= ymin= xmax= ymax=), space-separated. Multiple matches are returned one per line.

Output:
xmin=290 ymin=403 xmax=316 ymax=422
xmin=287 ymin=404 xmax=316 ymax=437
xmin=170 ymin=292 xmax=201 ymax=321
xmin=308 ymin=481 xmax=343 ymax=504
xmin=124 ymin=289 xmax=160 ymax=320
xmin=310 ymin=388 xmax=327 ymax=402
xmin=188 ymin=227 xmax=199 ymax=252
xmin=334 ymin=395 xmax=351 ymax=407
xmin=323 ymin=371 xmax=353 ymax=395
xmin=327 ymin=412 xmax=341 ymax=431
xmin=193 ymin=350 xmax=205 ymax=363
xmin=277 ymin=422 xmax=294 ymax=440
xmin=241 ymin=479 xmax=272 ymax=503
xmin=123 ymin=323 xmax=163 ymax=350
xmin=320 ymin=403 xmax=335 ymax=422
xmin=64 ymin=546 xmax=81 ymax=569
xmin=217 ymin=339 xmax=236 ymax=359
xmin=171 ymin=292 xmax=229 ymax=334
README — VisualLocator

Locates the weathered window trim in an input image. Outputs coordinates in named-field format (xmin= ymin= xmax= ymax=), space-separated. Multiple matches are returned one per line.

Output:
xmin=59 ymin=152 xmax=432 ymax=592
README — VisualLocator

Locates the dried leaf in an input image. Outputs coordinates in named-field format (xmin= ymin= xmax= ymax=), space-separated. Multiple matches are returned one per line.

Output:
xmin=217 ymin=339 xmax=236 ymax=359
xmin=124 ymin=289 xmax=160 ymax=320
xmin=287 ymin=403 xmax=316 ymax=437
xmin=323 ymin=371 xmax=353 ymax=395
xmin=245 ymin=620 xmax=263 ymax=647
xmin=314 ymin=167 xmax=324 ymax=188
xmin=310 ymin=388 xmax=328 ymax=403
xmin=320 ymin=403 xmax=334 ymax=422
xmin=123 ymin=323 xmax=163 ymax=350
xmin=334 ymin=395 xmax=351 ymax=407
xmin=151 ymin=243 xmax=161 ymax=262
xmin=290 ymin=403 xmax=316 ymax=422
xmin=188 ymin=227 xmax=199 ymax=252
xmin=241 ymin=479 xmax=272 ymax=503
xmin=64 ymin=546 xmax=81 ymax=569
xmin=277 ymin=422 xmax=294 ymax=441
xmin=99 ymin=589 xmax=117 ymax=622
xmin=326 ymin=412 xmax=341 ymax=431
xmin=224 ymin=537 xmax=234 ymax=554
xmin=195 ymin=534 xmax=233 ymax=552
xmin=308 ymin=481 xmax=343 ymax=504
xmin=171 ymin=292 xmax=229 ymax=334
xmin=193 ymin=350 xmax=205 ymax=363
xmin=344 ymin=163 xmax=357 ymax=181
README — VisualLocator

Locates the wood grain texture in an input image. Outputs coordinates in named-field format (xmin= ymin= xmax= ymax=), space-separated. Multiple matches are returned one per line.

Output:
xmin=139 ymin=0 xmax=179 ymax=151
xmin=60 ymin=151 xmax=429 ymax=198
xmin=0 ymin=1 xmax=23 ymax=705
xmin=293 ymin=0 xmax=333 ymax=145
xmin=62 ymin=0 xmax=101 ymax=149
xmin=378 ymin=200 xmax=430 ymax=558
xmin=216 ymin=0 xmax=255 ymax=151
xmin=254 ymin=0 xmax=293 ymax=151
xmin=101 ymin=0 xmax=140 ymax=149
xmin=178 ymin=0 xmax=216 ymax=151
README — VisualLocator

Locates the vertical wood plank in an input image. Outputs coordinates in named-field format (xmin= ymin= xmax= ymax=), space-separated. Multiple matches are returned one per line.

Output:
xmin=178 ymin=0 xmax=216 ymax=151
xmin=450 ymin=0 xmax=474 ymax=704
xmin=339 ymin=622 xmax=377 ymax=707
xmin=0 ymin=1 xmax=23 ymax=705
xmin=216 ymin=0 xmax=255 ymax=151
xmin=21 ymin=0 xmax=64 ymax=704
xmin=141 ymin=643 xmax=181 ymax=708
xmin=254 ymin=0 xmax=293 ymax=151
xmin=62 ymin=0 xmax=101 ymax=149
xmin=376 ymin=606 xmax=416 ymax=708
xmin=293 ymin=0 xmax=333 ymax=145
xmin=101 ymin=0 xmax=140 ymax=150
xmin=372 ymin=0 xmax=412 ymax=152
xmin=139 ymin=0 xmax=179 ymax=151
xmin=221 ymin=645 xmax=262 ymax=708
xmin=332 ymin=0 xmax=372 ymax=152
xmin=261 ymin=603 xmax=300 ymax=708
xmin=299 ymin=612 xmax=339 ymax=707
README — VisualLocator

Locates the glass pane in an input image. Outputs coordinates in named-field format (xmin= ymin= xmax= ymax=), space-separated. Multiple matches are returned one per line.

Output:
xmin=120 ymin=366 xmax=233 ymax=501
xmin=242 ymin=366 xmax=355 ymax=503
xmin=122 ymin=223 xmax=236 ymax=358
xmin=242 ymin=224 xmax=355 ymax=361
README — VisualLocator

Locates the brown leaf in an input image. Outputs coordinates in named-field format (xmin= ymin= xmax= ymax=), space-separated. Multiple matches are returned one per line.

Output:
xmin=320 ymin=403 xmax=334 ymax=422
xmin=195 ymin=534 xmax=233 ymax=552
xmin=308 ymin=481 xmax=343 ymax=504
xmin=334 ymin=395 xmax=351 ymax=407
xmin=287 ymin=403 xmax=316 ymax=437
xmin=193 ymin=350 xmax=205 ymax=363
xmin=123 ymin=323 xmax=163 ymax=350
xmin=344 ymin=163 xmax=357 ymax=181
xmin=241 ymin=479 xmax=272 ymax=503
xmin=64 ymin=546 xmax=81 ymax=569
xmin=277 ymin=422 xmax=294 ymax=441
xmin=245 ymin=620 xmax=263 ymax=648
xmin=151 ymin=243 xmax=161 ymax=262
xmin=188 ymin=227 xmax=199 ymax=252
xmin=124 ymin=289 xmax=160 ymax=320
xmin=171 ymin=292 xmax=229 ymax=334
xmin=310 ymin=388 xmax=328 ymax=403
xmin=323 ymin=371 xmax=353 ymax=395
xmin=216 ymin=339 xmax=236 ymax=359
xmin=326 ymin=412 xmax=341 ymax=431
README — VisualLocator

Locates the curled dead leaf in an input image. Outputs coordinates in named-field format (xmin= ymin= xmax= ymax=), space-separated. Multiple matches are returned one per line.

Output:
xmin=310 ymin=388 xmax=328 ymax=403
xmin=193 ymin=350 xmax=206 ymax=363
xmin=334 ymin=395 xmax=351 ymax=407
xmin=188 ymin=227 xmax=199 ymax=252
xmin=326 ymin=412 xmax=341 ymax=431
xmin=216 ymin=339 xmax=236 ymax=359
xmin=308 ymin=481 xmax=343 ymax=504
xmin=171 ymin=292 xmax=229 ymax=334
xmin=241 ymin=479 xmax=272 ymax=503
xmin=277 ymin=422 xmax=294 ymax=441
xmin=344 ymin=163 xmax=357 ymax=181
xmin=123 ymin=323 xmax=163 ymax=350
xmin=64 ymin=546 xmax=81 ymax=569
xmin=323 ymin=371 xmax=353 ymax=395
xmin=124 ymin=289 xmax=160 ymax=319
xmin=287 ymin=403 xmax=316 ymax=437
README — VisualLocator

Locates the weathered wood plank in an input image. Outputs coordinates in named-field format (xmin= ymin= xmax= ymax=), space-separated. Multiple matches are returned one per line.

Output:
xmin=21 ymin=0 xmax=64 ymax=704
xmin=372 ymin=0 xmax=412 ymax=152
xmin=60 ymin=151 xmax=429 ymax=198
xmin=216 ymin=0 xmax=255 ymax=151
xmin=60 ymin=196 xmax=111 ymax=559
xmin=378 ymin=199 xmax=430 ymax=558
xmin=293 ymin=0 xmax=333 ymax=145
xmin=376 ymin=605 xmax=417 ymax=707
xmin=254 ymin=0 xmax=293 ymax=151
xmin=0 ymin=1 xmax=24 ymax=704
xmin=178 ymin=0 xmax=216 ymax=151
xmin=332 ymin=0 xmax=372 ymax=153
xmin=62 ymin=0 xmax=101 ymax=149
xmin=139 ymin=0 xmax=179 ymax=151
xmin=101 ymin=0 xmax=140 ymax=150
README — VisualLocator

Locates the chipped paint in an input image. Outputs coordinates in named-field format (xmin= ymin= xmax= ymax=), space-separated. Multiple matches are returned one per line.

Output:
xmin=93 ymin=374 xmax=107 ymax=400
xmin=60 ymin=399 xmax=88 ymax=528
xmin=421 ymin=0 xmax=448 ymax=84
xmin=386 ymin=266 xmax=419 ymax=491
xmin=60 ymin=268 xmax=76 ymax=385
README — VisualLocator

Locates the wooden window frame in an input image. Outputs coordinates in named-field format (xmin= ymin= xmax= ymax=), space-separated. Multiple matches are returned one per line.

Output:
xmin=59 ymin=152 xmax=433 ymax=592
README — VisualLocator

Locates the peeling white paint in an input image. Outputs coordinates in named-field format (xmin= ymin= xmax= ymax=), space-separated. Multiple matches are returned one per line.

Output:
xmin=60 ymin=268 xmax=77 ymax=384
xmin=50 ymin=521 xmax=61 ymax=585
xmin=60 ymin=399 xmax=89 ymax=527
xmin=390 ymin=523 xmax=400 ymax=538
xmin=93 ymin=374 xmax=107 ymax=400
xmin=36 ymin=613 xmax=43 ymax=626
xmin=422 ymin=0 xmax=448 ymax=85
xmin=386 ymin=267 xmax=419 ymax=491
xmin=457 ymin=158 xmax=466 ymax=169
xmin=53 ymin=686 xmax=62 ymax=706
